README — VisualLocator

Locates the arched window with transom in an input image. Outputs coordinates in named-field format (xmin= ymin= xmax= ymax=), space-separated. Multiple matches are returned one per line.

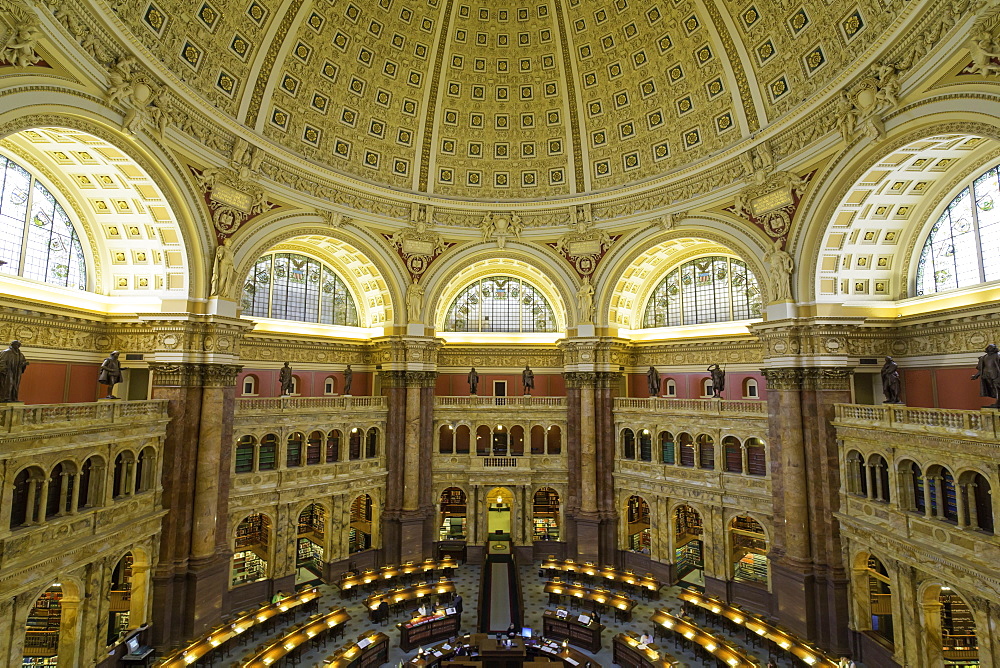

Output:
xmin=642 ymin=255 xmax=761 ymax=328
xmin=916 ymin=163 xmax=1000 ymax=294
xmin=0 ymin=154 xmax=88 ymax=290
xmin=242 ymin=252 xmax=359 ymax=325
xmin=443 ymin=276 xmax=557 ymax=333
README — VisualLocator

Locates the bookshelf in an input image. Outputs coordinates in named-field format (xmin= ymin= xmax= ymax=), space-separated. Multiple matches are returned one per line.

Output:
xmin=297 ymin=537 xmax=324 ymax=564
xmin=733 ymin=553 xmax=768 ymax=584
xmin=231 ymin=549 xmax=267 ymax=586
xmin=297 ymin=505 xmax=325 ymax=539
xmin=258 ymin=436 xmax=277 ymax=471
xmin=674 ymin=506 xmax=703 ymax=539
xmin=235 ymin=514 xmax=270 ymax=552
xmin=24 ymin=589 xmax=61 ymax=660
xmin=439 ymin=516 xmax=467 ymax=540
xmin=675 ymin=541 xmax=703 ymax=578
xmin=533 ymin=489 xmax=560 ymax=541
xmin=940 ymin=591 xmax=977 ymax=651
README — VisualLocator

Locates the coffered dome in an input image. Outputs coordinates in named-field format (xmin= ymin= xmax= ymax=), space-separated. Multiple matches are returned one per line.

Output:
xmin=114 ymin=0 xmax=903 ymax=200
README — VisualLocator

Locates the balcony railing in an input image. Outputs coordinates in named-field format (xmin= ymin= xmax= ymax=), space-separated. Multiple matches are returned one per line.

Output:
xmin=433 ymin=453 xmax=567 ymax=470
xmin=435 ymin=396 xmax=566 ymax=408
xmin=236 ymin=395 xmax=387 ymax=414
xmin=613 ymin=397 xmax=767 ymax=415
xmin=835 ymin=404 xmax=998 ymax=437
xmin=0 ymin=399 xmax=169 ymax=434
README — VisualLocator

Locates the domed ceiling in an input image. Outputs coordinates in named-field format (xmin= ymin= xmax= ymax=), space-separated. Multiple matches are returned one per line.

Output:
xmin=117 ymin=0 xmax=901 ymax=200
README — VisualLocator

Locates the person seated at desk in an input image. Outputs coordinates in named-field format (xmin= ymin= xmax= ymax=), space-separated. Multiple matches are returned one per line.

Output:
xmin=506 ymin=623 xmax=518 ymax=639
xmin=639 ymin=633 xmax=653 ymax=645
xmin=417 ymin=602 xmax=432 ymax=617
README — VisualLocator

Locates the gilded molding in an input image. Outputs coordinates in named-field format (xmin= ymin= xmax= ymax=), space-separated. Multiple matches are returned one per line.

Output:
xmin=148 ymin=361 xmax=244 ymax=387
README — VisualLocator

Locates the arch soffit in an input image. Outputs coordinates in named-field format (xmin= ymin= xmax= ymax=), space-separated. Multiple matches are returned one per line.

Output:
xmin=294 ymin=499 xmax=332 ymax=519
xmin=425 ymin=244 xmax=575 ymax=331
xmin=917 ymin=580 xmax=973 ymax=609
xmin=25 ymin=575 xmax=86 ymax=606
xmin=726 ymin=511 xmax=771 ymax=542
xmin=600 ymin=223 xmax=769 ymax=331
xmin=797 ymin=109 xmax=1000 ymax=303
xmin=0 ymin=107 xmax=208 ymax=299
xmin=231 ymin=216 xmax=400 ymax=329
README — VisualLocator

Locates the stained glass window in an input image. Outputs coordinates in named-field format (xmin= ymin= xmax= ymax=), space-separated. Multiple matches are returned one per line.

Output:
xmin=443 ymin=276 xmax=557 ymax=332
xmin=642 ymin=256 xmax=761 ymax=328
xmin=916 ymin=163 xmax=1000 ymax=295
xmin=0 ymin=154 xmax=87 ymax=290
xmin=241 ymin=251 xmax=359 ymax=326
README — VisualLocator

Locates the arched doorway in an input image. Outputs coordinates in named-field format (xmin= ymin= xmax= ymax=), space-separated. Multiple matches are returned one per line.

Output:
xmin=625 ymin=495 xmax=651 ymax=553
xmin=22 ymin=580 xmax=82 ymax=667
xmin=439 ymin=487 xmax=467 ymax=540
xmin=108 ymin=553 xmax=134 ymax=643
xmin=674 ymin=504 xmax=704 ymax=586
xmin=231 ymin=513 xmax=271 ymax=587
xmin=922 ymin=585 xmax=979 ymax=666
xmin=349 ymin=494 xmax=373 ymax=553
xmin=863 ymin=555 xmax=894 ymax=647
xmin=532 ymin=488 xmax=560 ymax=541
xmin=486 ymin=487 xmax=514 ymax=539
xmin=296 ymin=503 xmax=326 ymax=584
xmin=730 ymin=515 xmax=769 ymax=587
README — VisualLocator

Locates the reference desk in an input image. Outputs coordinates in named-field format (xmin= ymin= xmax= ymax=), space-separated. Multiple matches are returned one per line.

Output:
xmin=323 ymin=631 xmax=389 ymax=668
xmin=541 ymin=609 xmax=603 ymax=653
xmin=403 ymin=634 xmax=601 ymax=668
xmin=398 ymin=608 xmax=462 ymax=651
xmin=541 ymin=558 xmax=661 ymax=598
xmin=340 ymin=558 xmax=457 ymax=595
xmin=543 ymin=581 xmax=635 ymax=621
xmin=612 ymin=632 xmax=679 ymax=668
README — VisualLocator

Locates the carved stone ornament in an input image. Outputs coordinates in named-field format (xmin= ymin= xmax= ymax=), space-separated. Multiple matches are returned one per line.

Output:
xmin=550 ymin=204 xmax=617 ymax=277
xmin=480 ymin=212 xmax=522 ymax=249
xmin=191 ymin=166 xmax=274 ymax=242
xmin=385 ymin=204 xmax=450 ymax=279
xmin=963 ymin=5 xmax=1000 ymax=76
xmin=0 ymin=8 xmax=43 ymax=68
xmin=229 ymin=137 xmax=265 ymax=182
xmin=834 ymin=61 xmax=901 ymax=143
xmin=657 ymin=211 xmax=687 ymax=231
xmin=727 ymin=170 xmax=813 ymax=240
xmin=103 ymin=56 xmax=171 ymax=136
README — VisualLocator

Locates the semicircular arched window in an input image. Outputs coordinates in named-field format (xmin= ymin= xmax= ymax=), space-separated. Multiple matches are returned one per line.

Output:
xmin=0 ymin=154 xmax=87 ymax=290
xmin=642 ymin=255 xmax=761 ymax=328
xmin=916 ymin=163 xmax=1000 ymax=295
xmin=444 ymin=276 xmax=557 ymax=333
xmin=241 ymin=252 xmax=359 ymax=326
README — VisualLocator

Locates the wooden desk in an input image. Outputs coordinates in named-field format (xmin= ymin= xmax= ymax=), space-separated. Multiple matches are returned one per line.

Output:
xmin=398 ymin=610 xmax=462 ymax=651
xmin=340 ymin=558 xmax=457 ymax=593
xmin=649 ymin=609 xmax=755 ymax=668
xmin=677 ymin=589 xmax=839 ymax=667
xmin=526 ymin=638 xmax=601 ymax=667
xmin=243 ymin=607 xmax=351 ymax=668
xmin=159 ymin=588 xmax=321 ymax=667
xmin=541 ymin=558 xmax=660 ymax=598
xmin=323 ymin=631 xmax=389 ymax=668
xmin=479 ymin=636 xmax=526 ymax=659
xmin=612 ymin=632 xmax=679 ymax=668
xmin=543 ymin=581 xmax=635 ymax=621
xmin=542 ymin=609 xmax=603 ymax=653
xmin=364 ymin=580 xmax=456 ymax=612
xmin=402 ymin=634 xmax=601 ymax=668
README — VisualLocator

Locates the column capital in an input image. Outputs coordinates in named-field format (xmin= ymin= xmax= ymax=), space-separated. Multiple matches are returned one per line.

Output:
xmin=149 ymin=362 xmax=243 ymax=387
xmin=761 ymin=366 xmax=853 ymax=391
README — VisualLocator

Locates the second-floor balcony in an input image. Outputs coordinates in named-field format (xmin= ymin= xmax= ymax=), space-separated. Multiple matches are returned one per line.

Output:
xmin=614 ymin=397 xmax=767 ymax=416
xmin=433 ymin=452 xmax=568 ymax=474
xmin=434 ymin=396 xmax=566 ymax=408
xmin=835 ymin=403 xmax=999 ymax=438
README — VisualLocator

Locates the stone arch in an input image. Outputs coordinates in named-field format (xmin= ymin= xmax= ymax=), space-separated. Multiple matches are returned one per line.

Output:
xmin=598 ymin=222 xmax=769 ymax=332
xmin=917 ymin=581 xmax=980 ymax=668
xmin=423 ymin=243 xmax=576 ymax=333
xmin=0 ymin=106 xmax=208 ymax=300
xmin=20 ymin=575 xmax=86 ymax=668
xmin=798 ymin=111 xmax=1000 ymax=304
xmin=231 ymin=217 xmax=400 ymax=330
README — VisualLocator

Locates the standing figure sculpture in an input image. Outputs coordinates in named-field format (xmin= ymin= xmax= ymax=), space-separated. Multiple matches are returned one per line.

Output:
xmin=0 ymin=340 xmax=28 ymax=402
xmin=467 ymin=367 xmax=479 ymax=395
xmin=763 ymin=241 xmax=795 ymax=303
xmin=406 ymin=278 xmax=424 ymax=323
xmin=646 ymin=366 xmax=661 ymax=396
xmin=99 ymin=351 xmax=124 ymax=399
xmin=577 ymin=276 xmax=595 ymax=323
xmin=343 ymin=364 xmax=353 ymax=395
xmin=522 ymin=365 xmax=535 ymax=395
xmin=210 ymin=238 xmax=235 ymax=297
xmin=880 ymin=356 xmax=902 ymax=404
xmin=278 ymin=361 xmax=294 ymax=396
xmin=707 ymin=364 xmax=726 ymax=398
xmin=972 ymin=344 xmax=1000 ymax=408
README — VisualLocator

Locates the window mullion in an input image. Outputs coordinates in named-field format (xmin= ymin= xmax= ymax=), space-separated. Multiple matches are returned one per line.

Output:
xmin=969 ymin=181 xmax=987 ymax=284
xmin=18 ymin=177 xmax=35 ymax=276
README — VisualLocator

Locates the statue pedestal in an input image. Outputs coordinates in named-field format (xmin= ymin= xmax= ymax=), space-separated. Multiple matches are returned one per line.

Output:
xmin=405 ymin=323 xmax=425 ymax=336
xmin=207 ymin=297 xmax=238 ymax=317
xmin=766 ymin=301 xmax=797 ymax=320
xmin=576 ymin=323 xmax=596 ymax=337
xmin=97 ymin=397 xmax=122 ymax=402
xmin=0 ymin=401 xmax=24 ymax=405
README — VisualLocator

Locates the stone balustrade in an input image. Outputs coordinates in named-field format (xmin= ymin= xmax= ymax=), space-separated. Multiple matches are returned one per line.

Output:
xmin=236 ymin=395 xmax=387 ymax=414
xmin=434 ymin=395 xmax=567 ymax=408
xmin=0 ymin=399 xmax=169 ymax=435
xmin=613 ymin=397 xmax=767 ymax=416
xmin=834 ymin=403 xmax=998 ymax=438
xmin=432 ymin=452 xmax=568 ymax=473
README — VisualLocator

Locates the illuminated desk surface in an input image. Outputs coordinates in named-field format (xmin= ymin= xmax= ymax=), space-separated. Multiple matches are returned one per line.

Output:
xmin=402 ymin=634 xmax=601 ymax=668
xmin=650 ymin=609 xmax=756 ymax=668
xmin=242 ymin=607 xmax=351 ymax=668
xmin=544 ymin=581 xmax=636 ymax=619
xmin=613 ymin=631 xmax=681 ymax=667
xmin=340 ymin=558 xmax=457 ymax=591
xmin=322 ymin=631 xmax=389 ymax=667
xmin=159 ymin=588 xmax=321 ymax=667
xmin=677 ymin=589 xmax=838 ymax=667
xmin=364 ymin=580 xmax=456 ymax=611
xmin=542 ymin=558 xmax=661 ymax=595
